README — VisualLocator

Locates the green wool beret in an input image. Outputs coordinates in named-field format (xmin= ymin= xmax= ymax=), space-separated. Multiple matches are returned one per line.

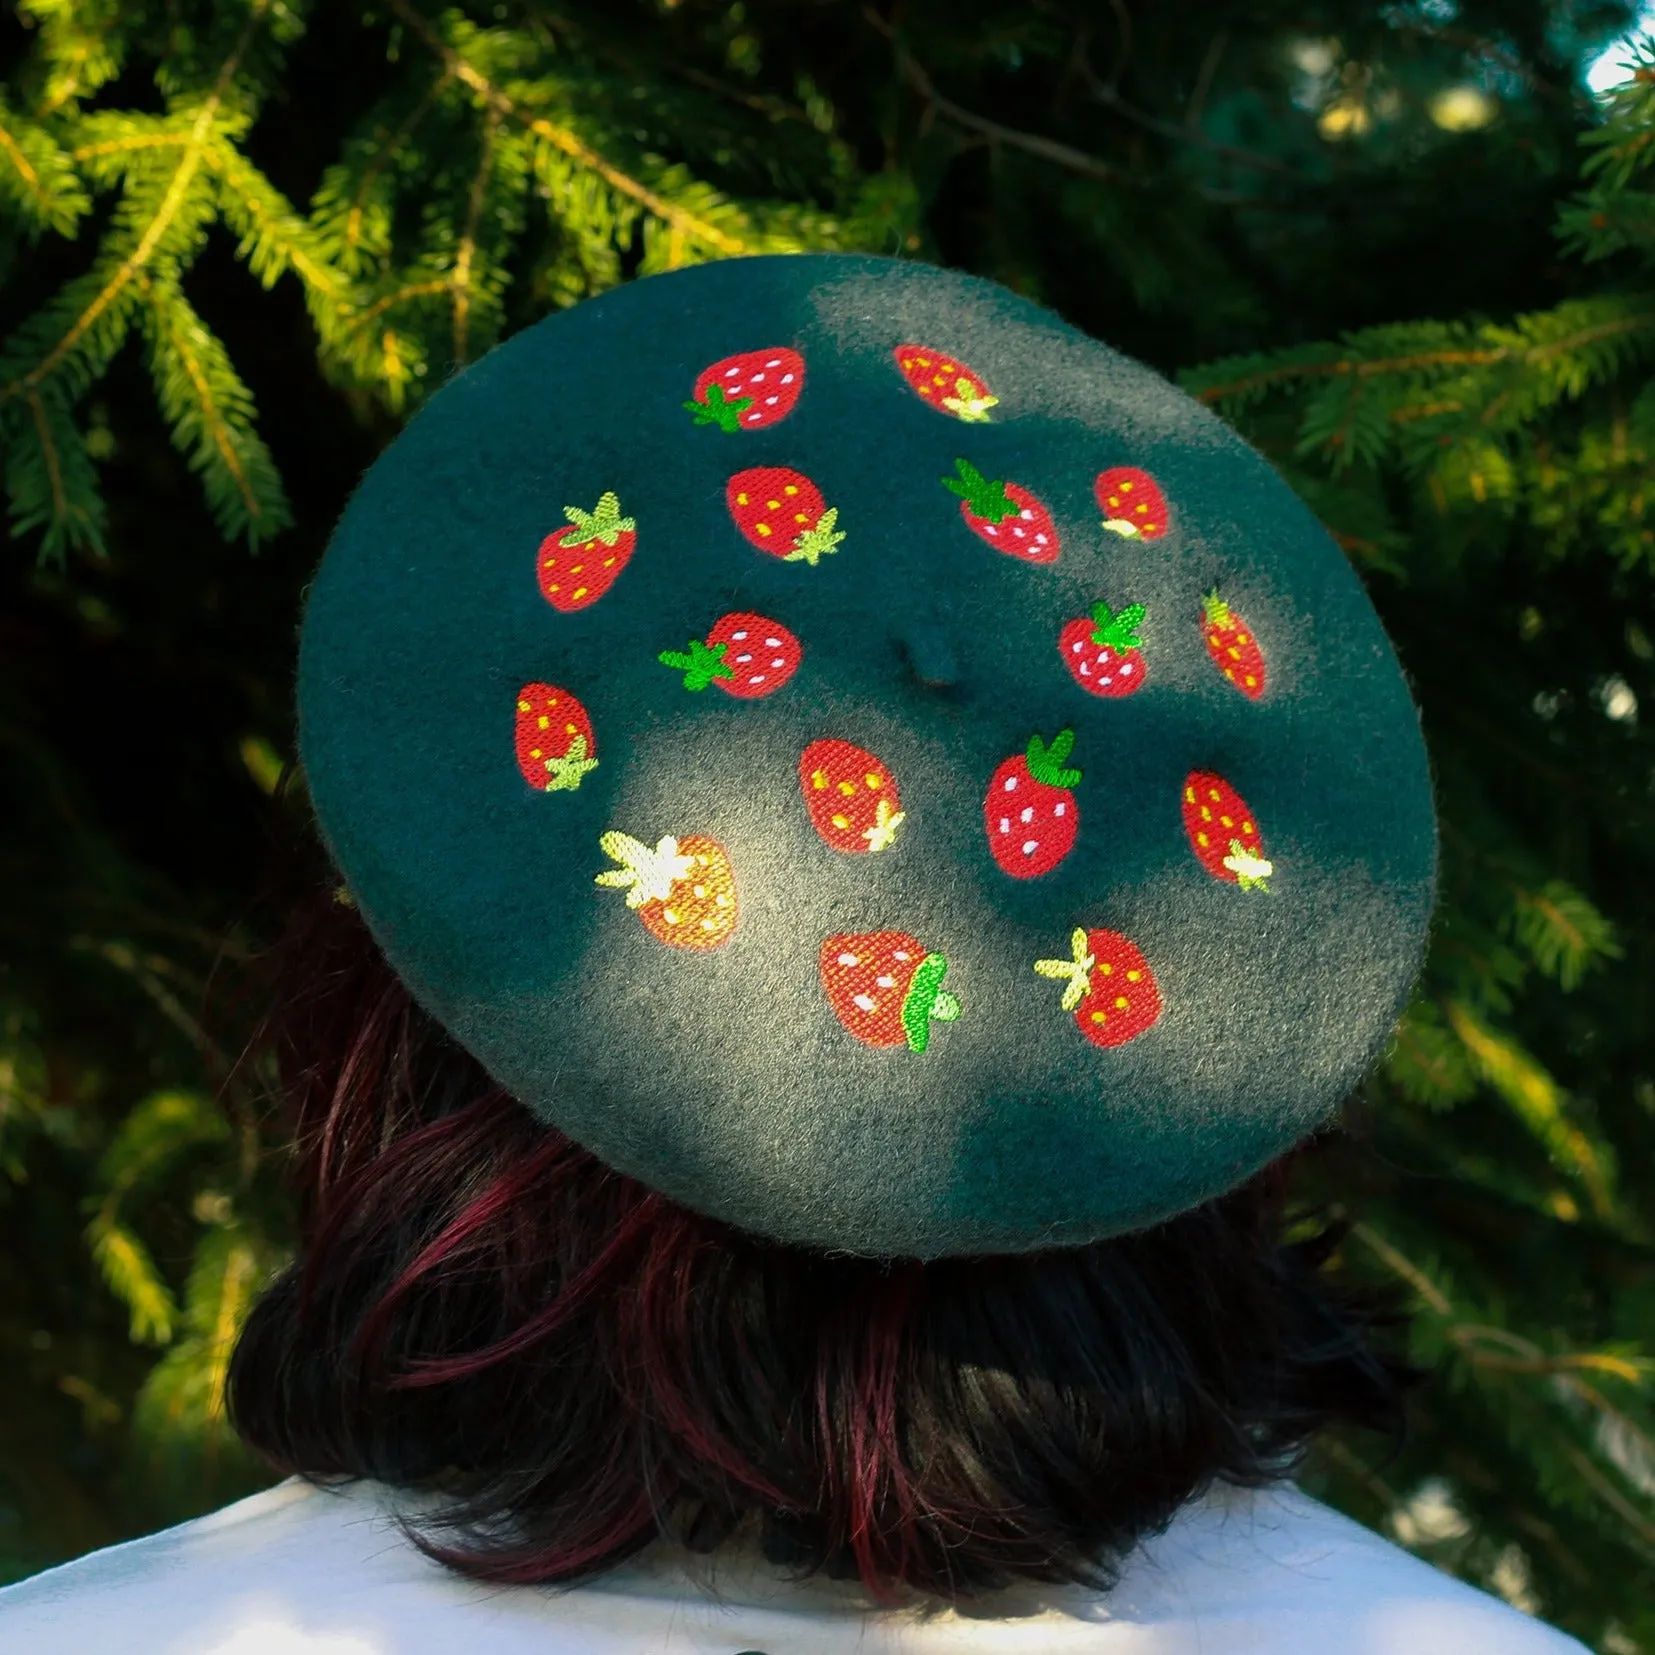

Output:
xmin=297 ymin=253 xmax=1436 ymax=1258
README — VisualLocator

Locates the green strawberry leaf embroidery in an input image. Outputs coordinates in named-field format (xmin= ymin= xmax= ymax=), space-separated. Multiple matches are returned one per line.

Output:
xmin=785 ymin=506 xmax=845 ymax=566
xmin=861 ymin=797 xmax=906 ymax=853
xmin=543 ymin=733 xmax=597 ymax=791
xmin=1025 ymin=728 xmax=1082 ymax=789
xmin=658 ymin=638 xmax=735 ymax=691
xmin=556 ymin=489 xmax=632 ymax=549
xmin=595 ymin=832 xmax=694 ymax=907
xmin=1089 ymin=601 xmax=1146 ymax=652
xmin=1202 ymin=589 xmax=1235 ymax=630
xmin=901 ymin=953 xmax=960 ymax=1053
xmin=1223 ymin=838 xmax=1274 ymax=893
xmin=684 ymin=383 xmax=753 ymax=432
xmin=940 ymin=457 xmax=1017 ymax=522
xmin=561 ymin=491 xmax=636 ymax=547
xmin=1034 ymin=928 xmax=1095 ymax=1012
xmin=941 ymin=378 xmax=998 ymax=422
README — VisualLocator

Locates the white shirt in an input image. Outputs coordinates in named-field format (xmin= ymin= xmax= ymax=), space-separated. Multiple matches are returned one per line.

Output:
xmin=0 ymin=1476 xmax=1588 ymax=1655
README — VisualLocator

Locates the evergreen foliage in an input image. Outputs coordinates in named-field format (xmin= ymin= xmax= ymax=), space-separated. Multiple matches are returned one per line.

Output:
xmin=3 ymin=3 xmax=1654 ymax=1648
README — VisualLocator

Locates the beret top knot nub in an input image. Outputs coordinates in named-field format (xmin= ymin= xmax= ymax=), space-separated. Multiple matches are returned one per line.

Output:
xmin=297 ymin=253 xmax=1437 ymax=1259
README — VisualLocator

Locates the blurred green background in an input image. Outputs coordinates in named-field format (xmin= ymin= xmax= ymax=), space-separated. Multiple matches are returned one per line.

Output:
xmin=4 ymin=2 xmax=1655 ymax=1649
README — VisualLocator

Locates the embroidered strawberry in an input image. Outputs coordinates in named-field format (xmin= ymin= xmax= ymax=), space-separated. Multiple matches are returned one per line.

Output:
xmin=799 ymin=740 xmax=905 ymax=854
xmin=1201 ymin=589 xmax=1267 ymax=700
xmin=684 ymin=348 xmax=806 ymax=432
xmin=537 ymin=492 xmax=637 ymax=611
xmin=820 ymin=932 xmax=961 ymax=1051
xmin=1034 ymin=928 xmax=1162 ymax=1049
xmin=1182 ymin=772 xmax=1273 ymax=891
xmin=514 ymin=683 xmax=598 ymax=792
xmin=940 ymin=458 xmax=1060 ymax=563
xmin=984 ymin=730 xmax=1082 ymax=879
xmin=1059 ymin=601 xmax=1147 ymax=698
xmin=659 ymin=612 xmax=802 ymax=698
xmin=1094 ymin=467 xmax=1169 ymax=541
xmin=726 ymin=467 xmax=844 ymax=565
xmin=892 ymin=346 xmax=998 ymax=422
xmin=595 ymin=831 xmax=738 ymax=950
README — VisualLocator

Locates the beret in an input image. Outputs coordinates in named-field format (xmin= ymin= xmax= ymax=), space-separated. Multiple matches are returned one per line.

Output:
xmin=297 ymin=253 xmax=1436 ymax=1258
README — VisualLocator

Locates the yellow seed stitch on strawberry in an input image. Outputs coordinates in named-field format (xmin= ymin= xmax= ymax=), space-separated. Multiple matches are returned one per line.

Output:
xmin=1182 ymin=771 xmax=1271 ymax=890
xmin=595 ymin=831 xmax=738 ymax=949
xmin=1035 ymin=928 xmax=1161 ymax=1048
xmin=1201 ymin=590 xmax=1268 ymax=700
xmin=515 ymin=684 xmax=597 ymax=792
xmin=799 ymin=740 xmax=906 ymax=855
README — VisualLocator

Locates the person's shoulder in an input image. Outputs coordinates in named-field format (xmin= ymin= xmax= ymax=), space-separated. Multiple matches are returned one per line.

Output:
xmin=1106 ymin=1482 xmax=1592 ymax=1654
xmin=0 ymin=1479 xmax=428 ymax=1655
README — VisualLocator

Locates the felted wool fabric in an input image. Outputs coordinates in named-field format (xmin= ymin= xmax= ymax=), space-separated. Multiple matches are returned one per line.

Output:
xmin=298 ymin=253 xmax=1436 ymax=1259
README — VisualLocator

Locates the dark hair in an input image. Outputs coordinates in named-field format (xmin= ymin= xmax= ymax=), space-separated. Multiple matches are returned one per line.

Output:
xmin=229 ymin=892 xmax=1412 ymax=1600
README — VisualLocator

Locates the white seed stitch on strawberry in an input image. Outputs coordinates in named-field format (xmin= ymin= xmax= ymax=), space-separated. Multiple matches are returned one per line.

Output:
xmin=723 ymin=623 xmax=793 ymax=690
xmin=689 ymin=349 xmax=806 ymax=432
xmin=984 ymin=730 xmax=1084 ymax=878
xmin=1067 ymin=637 xmax=1136 ymax=686
xmin=981 ymin=509 xmax=1049 ymax=554
xmin=941 ymin=460 xmax=1061 ymax=562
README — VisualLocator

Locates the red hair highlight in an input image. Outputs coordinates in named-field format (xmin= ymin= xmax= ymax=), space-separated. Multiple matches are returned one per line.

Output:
xmin=228 ymin=894 xmax=1413 ymax=1600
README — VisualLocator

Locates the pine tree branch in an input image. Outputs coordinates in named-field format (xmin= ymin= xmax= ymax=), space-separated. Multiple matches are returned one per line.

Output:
xmin=0 ymin=2 xmax=271 ymax=411
xmin=1196 ymin=309 xmax=1655 ymax=409
xmin=386 ymin=0 xmax=751 ymax=256
xmin=863 ymin=6 xmax=1119 ymax=185
xmin=350 ymin=277 xmax=452 ymax=331
xmin=73 ymin=936 xmax=223 ymax=1065
xmin=1354 ymin=1225 xmax=1655 ymax=1463
xmin=1196 ymin=349 xmax=1502 ymax=405
xmin=0 ymin=118 xmax=41 ymax=195
xmin=339 ymin=70 xmax=454 ymax=262
xmin=22 ymin=0 xmax=129 ymax=118
xmin=146 ymin=288 xmax=256 ymax=522
xmin=1072 ymin=37 xmax=1293 ymax=177
xmin=0 ymin=100 xmax=89 ymax=236
xmin=1442 ymin=999 xmax=1615 ymax=1218
xmin=201 ymin=1237 xmax=257 ymax=1426
xmin=25 ymin=388 xmax=68 ymax=531
xmin=1560 ymin=1441 xmax=1655 ymax=1555
xmin=1453 ymin=1330 xmax=1651 ymax=1384
xmin=1351 ymin=1221 xmax=1454 ymax=1314
xmin=70 ymin=132 xmax=190 ymax=164
xmin=450 ymin=106 xmax=500 ymax=365
xmin=136 ymin=274 xmax=288 ymax=544
xmin=209 ymin=142 xmax=346 ymax=301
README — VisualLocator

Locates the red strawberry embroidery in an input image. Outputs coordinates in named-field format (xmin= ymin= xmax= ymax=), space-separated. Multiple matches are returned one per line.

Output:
xmin=941 ymin=459 xmax=1060 ymax=563
xmin=685 ymin=348 xmax=805 ymax=432
xmin=984 ymin=729 xmax=1082 ymax=879
xmin=1201 ymin=589 xmax=1267 ymax=700
xmin=799 ymin=740 xmax=905 ymax=854
xmin=595 ymin=831 xmax=739 ymax=950
xmin=1094 ymin=467 xmax=1169 ymax=541
xmin=820 ymin=932 xmax=961 ymax=1051
xmin=1035 ymin=928 xmax=1162 ymax=1049
xmin=1182 ymin=772 xmax=1272 ymax=891
xmin=537 ymin=492 xmax=637 ymax=611
xmin=892 ymin=346 xmax=998 ymax=421
xmin=514 ymin=683 xmax=598 ymax=792
xmin=659 ymin=612 xmax=802 ymax=699
xmin=1059 ymin=602 xmax=1147 ymax=698
xmin=726 ymin=467 xmax=844 ymax=565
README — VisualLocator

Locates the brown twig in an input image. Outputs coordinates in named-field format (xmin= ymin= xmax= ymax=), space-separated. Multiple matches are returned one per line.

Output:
xmin=863 ymin=7 xmax=1118 ymax=184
